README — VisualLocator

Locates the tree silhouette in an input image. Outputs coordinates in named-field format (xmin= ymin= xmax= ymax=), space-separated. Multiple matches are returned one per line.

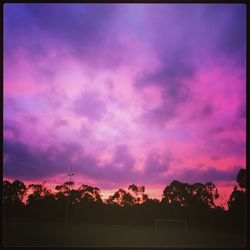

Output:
xmin=162 ymin=180 xmax=219 ymax=209
xmin=77 ymin=184 xmax=103 ymax=203
xmin=55 ymin=181 xmax=74 ymax=201
xmin=227 ymin=168 xmax=246 ymax=231
xmin=236 ymin=168 xmax=246 ymax=190
xmin=189 ymin=182 xmax=219 ymax=209
xmin=128 ymin=184 xmax=148 ymax=204
xmin=107 ymin=188 xmax=136 ymax=207
xmin=25 ymin=183 xmax=55 ymax=221
xmin=3 ymin=180 xmax=26 ymax=204
xmin=162 ymin=180 xmax=187 ymax=207
xmin=27 ymin=183 xmax=52 ymax=203
xmin=2 ymin=168 xmax=246 ymax=232
xmin=3 ymin=180 xmax=26 ymax=217
xmin=228 ymin=168 xmax=246 ymax=210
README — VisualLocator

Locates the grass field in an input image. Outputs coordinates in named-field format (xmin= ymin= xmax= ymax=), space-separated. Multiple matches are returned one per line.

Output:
xmin=3 ymin=222 xmax=246 ymax=247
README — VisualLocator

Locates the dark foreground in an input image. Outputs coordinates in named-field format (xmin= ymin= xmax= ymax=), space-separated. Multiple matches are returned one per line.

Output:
xmin=3 ymin=222 xmax=246 ymax=247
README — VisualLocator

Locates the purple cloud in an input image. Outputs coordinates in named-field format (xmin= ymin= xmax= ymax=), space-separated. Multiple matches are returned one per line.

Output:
xmin=3 ymin=4 xmax=246 ymax=201
xmin=173 ymin=165 xmax=242 ymax=184
xmin=74 ymin=91 xmax=107 ymax=121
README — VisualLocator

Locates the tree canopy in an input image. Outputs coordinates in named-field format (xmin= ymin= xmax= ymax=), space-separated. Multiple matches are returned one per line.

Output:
xmin=3 ymin=168 xmax=246 ymax=232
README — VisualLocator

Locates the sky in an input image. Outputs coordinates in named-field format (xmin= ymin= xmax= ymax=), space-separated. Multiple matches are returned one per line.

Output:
xmin=3 ymin=3 xmax=246 ymax=206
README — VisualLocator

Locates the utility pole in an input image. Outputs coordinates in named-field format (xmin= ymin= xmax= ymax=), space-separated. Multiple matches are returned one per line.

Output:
xmin=65 ymin=164 xmax=74 ymax=225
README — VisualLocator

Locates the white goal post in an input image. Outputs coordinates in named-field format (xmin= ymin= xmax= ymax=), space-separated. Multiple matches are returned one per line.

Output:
xmin=154 ymin=219 xmax=188 ymax=232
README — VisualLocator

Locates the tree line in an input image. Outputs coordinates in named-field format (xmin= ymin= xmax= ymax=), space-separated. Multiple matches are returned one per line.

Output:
xmin=3 ymin=168 xmax=246 ymax=232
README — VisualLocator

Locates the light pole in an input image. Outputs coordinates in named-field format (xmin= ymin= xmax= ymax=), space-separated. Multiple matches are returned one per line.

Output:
xmin=65 ymin=164 xmax=74 ymax=225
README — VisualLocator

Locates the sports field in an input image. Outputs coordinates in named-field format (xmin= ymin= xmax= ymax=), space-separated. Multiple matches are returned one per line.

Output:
xmin=3 ymin=222 xmax=245 ymax=247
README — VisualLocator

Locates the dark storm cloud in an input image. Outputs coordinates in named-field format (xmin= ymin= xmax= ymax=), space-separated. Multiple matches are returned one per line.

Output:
xmin=3 ymin=139 xmax=82 ymax=179
xmin=4 ymin=3 xmax=121 ymax=68
xmin=112 ymin=144 xmax=135 ymax=168
xmin=188 ymin=103 xmax=214 ymax=121
xmin=135 ymin=44 xmax=193 ymax=125
xmin=3 ymin=138 xmax=168 ymax=187
xmin=77 ymin=144 xmax=138 ymax=186
xmin=4 ymin=137 xmax=244 ymax=189
xmin=174 ymin=165 xmax=242 ymax=184
xmin=136 ymin=49 xmax=193 ymax=102
xmin=147 ymin=4 xmax=246 ymax=65
xmin=4 ymin=120 xmax=21 ymax=138
xmin=135 ymin=4 xmax=245 ymax=126
xmin=139 ymin=86 xmax=191 ymax=126
xmin=236 ymin=101 xmax=246 ymax=120
xmin=217 ymin=138 xmax=246 ymax=157
xmin=144 ymin=152 xmax=171 ymax=176
xmin=202 ymin=4 xmax=246 ymax=64
xmin=136 ymin=54 xmax=193 ymax=89
xmin=3 ymin=139 xmax=137 ymax=185
xmin=140 ymin=105 xmax=177 ymax=126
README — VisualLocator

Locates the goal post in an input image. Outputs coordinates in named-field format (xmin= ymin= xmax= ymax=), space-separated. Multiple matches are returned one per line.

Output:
xmin=154 ymin=219 xmax=188 ymax=232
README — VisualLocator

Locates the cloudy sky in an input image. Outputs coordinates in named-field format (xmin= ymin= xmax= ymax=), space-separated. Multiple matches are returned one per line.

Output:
xmin=4 ymin=4 xmax=246 ymax=204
